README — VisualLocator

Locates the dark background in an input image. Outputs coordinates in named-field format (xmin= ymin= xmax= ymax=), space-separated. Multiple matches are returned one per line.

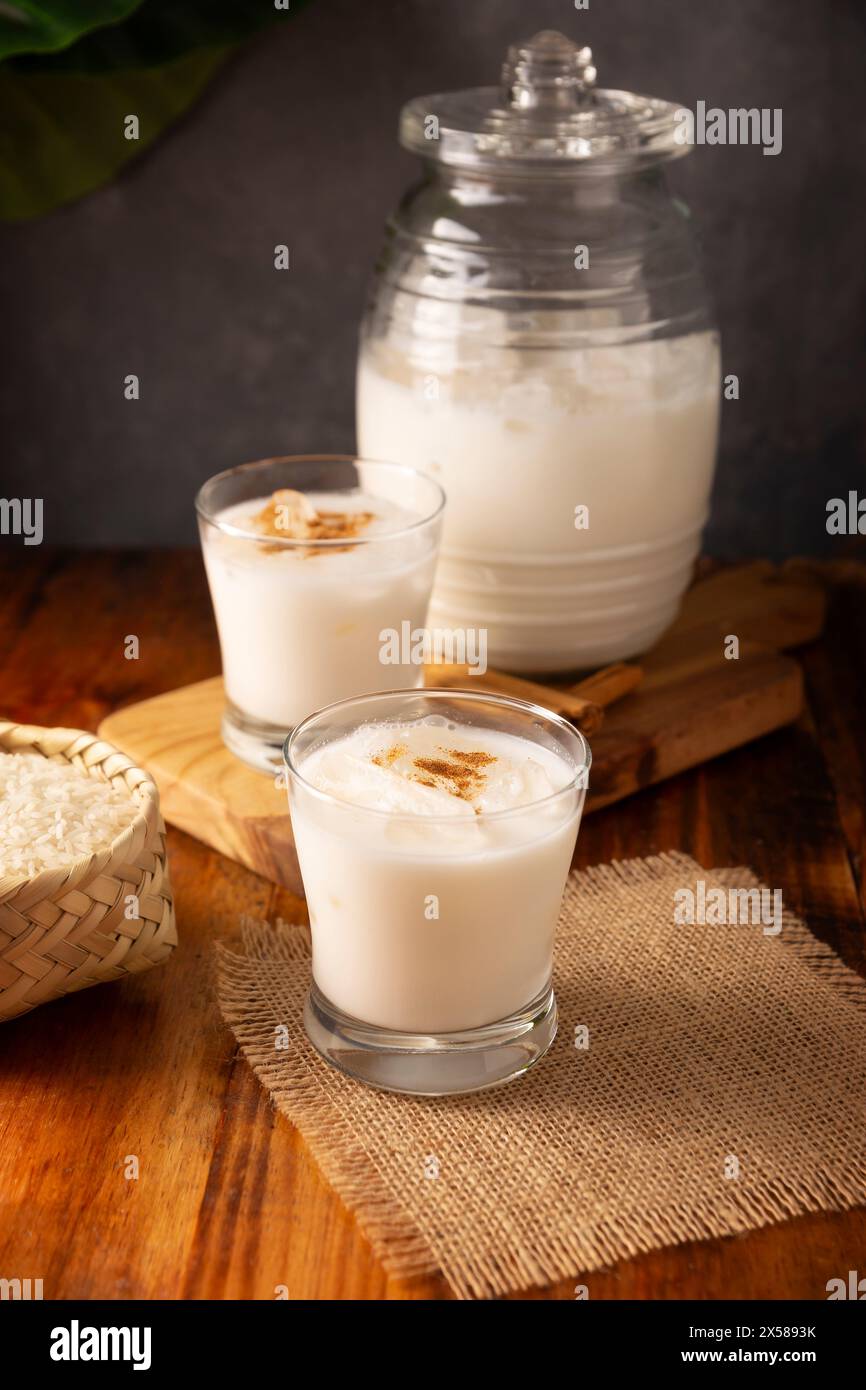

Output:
xmin=1 ymin=0 xmax=864 ymax=554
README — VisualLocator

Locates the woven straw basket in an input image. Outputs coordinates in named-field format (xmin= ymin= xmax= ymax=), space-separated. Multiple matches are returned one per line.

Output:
xmin=0 ymin=721 xmax=176 ymax=1022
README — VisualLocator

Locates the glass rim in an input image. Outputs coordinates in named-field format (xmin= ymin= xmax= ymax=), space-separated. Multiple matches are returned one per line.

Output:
xmin=283 ymin=687 xmax=591 ymax=825
xmin=194 ymin=454 xmax=446 ymax=548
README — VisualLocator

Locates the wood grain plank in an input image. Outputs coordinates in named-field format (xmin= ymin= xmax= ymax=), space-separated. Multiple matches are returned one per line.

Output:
xmin=0 ymin=550 xmax=861 ymax=1301
xmin=798 ymin=574 xmax=866 ymax=917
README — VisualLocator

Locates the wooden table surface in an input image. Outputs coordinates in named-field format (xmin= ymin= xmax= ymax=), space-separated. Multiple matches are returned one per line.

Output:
xmin=1 ymin=549 xmax=864 ymax=1301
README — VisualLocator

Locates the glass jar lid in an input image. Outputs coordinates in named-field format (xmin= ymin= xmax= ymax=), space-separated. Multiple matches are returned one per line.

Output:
xmin=399 ymin=30 xmax=688 ymax=173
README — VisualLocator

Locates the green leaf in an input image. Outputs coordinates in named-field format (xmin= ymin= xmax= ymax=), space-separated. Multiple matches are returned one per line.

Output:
xmin=0 ymin=43 xmax=231 ymax=220
xmin=0 ymin=1 xmax=144 ymax=61
xmin=9 ymin=0 xmax=307 ymax=73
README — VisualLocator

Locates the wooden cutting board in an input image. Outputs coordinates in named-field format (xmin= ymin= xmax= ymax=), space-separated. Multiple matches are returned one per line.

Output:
xmin=98 ymin=562 xmax=825 ymax=894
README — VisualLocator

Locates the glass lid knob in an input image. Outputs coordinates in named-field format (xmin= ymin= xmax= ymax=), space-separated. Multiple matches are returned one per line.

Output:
xmin=501 ymin=31 xmax=597 ymax=112
xmin=398 ymin=29 xmax=689 ymax=169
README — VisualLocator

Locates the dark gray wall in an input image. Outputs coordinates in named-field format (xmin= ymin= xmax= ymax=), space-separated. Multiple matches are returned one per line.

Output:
xmin=1 ymin=0 xmax=864 ymax=555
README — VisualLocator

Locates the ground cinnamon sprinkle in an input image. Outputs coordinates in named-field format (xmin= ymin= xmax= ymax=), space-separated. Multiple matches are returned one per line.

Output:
xmin=249 ymin=489 xmax=375 ymax=554
xmin=372 ymin=744 xmax=407 ymax=769
xmin=446 ymin=749 xmax=496 ymax=769
xmin=371 ymin=743 xmax=497 ymax=806
xmin=301 ymin=509 xmax=376 ymax=541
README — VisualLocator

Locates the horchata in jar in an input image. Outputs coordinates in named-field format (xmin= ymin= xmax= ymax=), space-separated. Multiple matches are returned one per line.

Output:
xmin=357 ymin=30 xmax=720 ymax=673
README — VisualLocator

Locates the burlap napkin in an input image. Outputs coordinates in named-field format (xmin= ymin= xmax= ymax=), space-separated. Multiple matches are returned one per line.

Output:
xmin=216 ymin=852 xmax=866 ymax=1299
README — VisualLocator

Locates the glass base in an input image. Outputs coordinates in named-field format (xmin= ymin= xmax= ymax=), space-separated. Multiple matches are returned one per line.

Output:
xmin=304 ymin=980 xmax=557 ymax=1096
xmin=221 ymin=699 xmax=288 ymax=775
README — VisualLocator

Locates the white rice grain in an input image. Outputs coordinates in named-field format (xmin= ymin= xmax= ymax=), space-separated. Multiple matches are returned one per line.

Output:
xmin=0 ymin=751 xmax=139 ymax=879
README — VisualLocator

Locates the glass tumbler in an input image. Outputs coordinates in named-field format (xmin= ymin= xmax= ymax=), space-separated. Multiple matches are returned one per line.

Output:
xmin=196 ymin=455 xmax=445 ymax=772
xmin=284 ymin=687 xmax=590 ymax=1095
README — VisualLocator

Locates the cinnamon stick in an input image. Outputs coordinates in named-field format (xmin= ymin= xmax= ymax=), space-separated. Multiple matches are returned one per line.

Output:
xmin=569 ymin=662 xmax=643 ymax=705
xmin=423 ymin=664 xmax=604 ymax=734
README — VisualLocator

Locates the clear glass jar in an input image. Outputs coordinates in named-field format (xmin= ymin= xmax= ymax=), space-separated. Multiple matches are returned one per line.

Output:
xmin=357 ymin=30 xmax=720 ymax=673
